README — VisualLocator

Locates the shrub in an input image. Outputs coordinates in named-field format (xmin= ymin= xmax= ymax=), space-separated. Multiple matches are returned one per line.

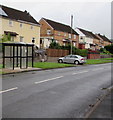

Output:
xmin=49 ymin=42 xmax=61 ymax=49
xmin=104 ymin=44 xmax=113 ymax=54
xmin=75 ymin=49 xmax=88 ymax=57
xmin=0 ymin=33 xmax=11 ymax=43
xmin=100 ymin=47 xmax=112 ymax=55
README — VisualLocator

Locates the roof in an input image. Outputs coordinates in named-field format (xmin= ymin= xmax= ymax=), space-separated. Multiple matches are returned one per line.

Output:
xmin=43 ymin=18 xmax=79 ymax=35
xmin=0 ymin=5 xmax=39 ymax=25
xmin=77 ymin=28 xmax=99 ymax=39
xmin=98 ymin=34 xmax=112 ymax=43
xmin=4 ymin=31 xmax=18 ymax=36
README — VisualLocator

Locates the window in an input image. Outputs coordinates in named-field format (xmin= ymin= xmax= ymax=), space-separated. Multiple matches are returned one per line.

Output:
xmin=69 ymin=34 xmax=71 ymax=38
xmin=71 ymin=55 xmax=78 ymax=58
xmin=32 ymin=37 xmax=35 ymax=43
xmin=11 ymin=36 xmax=14 ymax=41
xmin=20 ymin=23 xmax=23 ymax=28
xmin=73 ymin=42 xmax=76 ymax=47
xmin=31 ymin=26 xmax=33 ymax=29
xmin=58 ymin=32 xmax=60 ymax=36
xmin=9 ymin=20 xmax=13 ymax=27
xmin=47 ymin=29 xmax=51 ymax=35
xmin=63 ymin=43 xmax=66 ymax=46
xmin=74 ymin=35 xmax=76 ymax=39
xmin=20 ymin=36 xmax=24 ymax=42
xmin=64 ymin=33 xmax=66 ymax=36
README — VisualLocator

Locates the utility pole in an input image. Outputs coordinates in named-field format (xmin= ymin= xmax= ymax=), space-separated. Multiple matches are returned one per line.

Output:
xmin=71 ymin=15 xmax=73 ymax=55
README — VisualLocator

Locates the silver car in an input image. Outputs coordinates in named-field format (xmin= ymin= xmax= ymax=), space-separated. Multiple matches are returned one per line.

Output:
xmin=58 ymin=55 xmax=86 ymax=65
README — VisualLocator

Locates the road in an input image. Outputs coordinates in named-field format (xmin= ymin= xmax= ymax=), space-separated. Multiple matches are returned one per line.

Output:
xmin=2 ymin=63 xmax=112 ymax=118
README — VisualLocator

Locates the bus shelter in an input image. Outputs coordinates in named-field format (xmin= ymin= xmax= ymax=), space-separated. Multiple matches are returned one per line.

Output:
xmin=2 ymin=42 xmax=34 ymax=70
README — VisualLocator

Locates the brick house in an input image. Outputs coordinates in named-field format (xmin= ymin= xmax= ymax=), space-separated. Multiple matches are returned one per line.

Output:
xmin=75 ymin=28 xmax=100 ymax=50
xmin=96 ymin=34 xmax=112 ymax=47
xmin=39 ymin=18 xmax=79 ymax=49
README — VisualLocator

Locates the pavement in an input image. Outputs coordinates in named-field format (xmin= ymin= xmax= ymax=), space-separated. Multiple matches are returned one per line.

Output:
xmin=2 ymin=67 xmax=42 ymax=74
xmin=1 ymin=63 xmax=112 ymax=118
xmin=85 ymin=87 xmax=113 ymax=119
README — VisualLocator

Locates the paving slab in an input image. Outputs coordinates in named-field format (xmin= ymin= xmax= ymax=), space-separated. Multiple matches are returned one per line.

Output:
xmin=2 ymin=67 xmax=42 ymax=74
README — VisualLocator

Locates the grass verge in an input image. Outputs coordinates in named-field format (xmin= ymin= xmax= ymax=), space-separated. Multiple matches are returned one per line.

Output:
xmin=33 ymin=62 xmax=74 ymax=69
xmin=86 ymin=58 xmax=113 ymax=65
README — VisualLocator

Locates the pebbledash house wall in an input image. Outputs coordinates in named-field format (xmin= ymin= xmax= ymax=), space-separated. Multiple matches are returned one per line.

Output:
xmin=0 ymin=17 xmax=40 ymax=47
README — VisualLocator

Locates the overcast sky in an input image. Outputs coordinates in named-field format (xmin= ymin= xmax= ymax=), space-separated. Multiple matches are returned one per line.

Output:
xmin=1 ymin=0 xmax=111 ymax=39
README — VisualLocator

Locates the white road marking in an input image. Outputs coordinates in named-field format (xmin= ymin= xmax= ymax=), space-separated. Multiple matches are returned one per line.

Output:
xmin=92 ymin=68 xmax=104 ymax=71
xmin=0 ymin=87 xmax=18 ymax=94
xmin=35 ymin=76 xmax=64 ymax=84
xmin=72 ymin=70 xmax=88 ymax=75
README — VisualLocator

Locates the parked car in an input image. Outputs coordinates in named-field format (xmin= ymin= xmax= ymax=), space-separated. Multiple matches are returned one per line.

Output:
xmin=58 ymin=55 xmax=86 ymax=65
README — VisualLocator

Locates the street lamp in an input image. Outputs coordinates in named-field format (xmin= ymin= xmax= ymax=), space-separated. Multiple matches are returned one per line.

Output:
xmin=70 ymin=15 xmax=73 ymax=55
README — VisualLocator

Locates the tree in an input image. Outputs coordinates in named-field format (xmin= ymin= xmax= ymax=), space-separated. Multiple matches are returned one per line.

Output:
xmin=0 ymin=33 xmax=11 ymax=43
xmin=104 ymin=44 xmax=113 ymax=54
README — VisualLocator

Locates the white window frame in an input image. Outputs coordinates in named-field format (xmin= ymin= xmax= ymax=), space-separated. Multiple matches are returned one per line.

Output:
xmin=63 ymin=43 xmax=66 ymax=46
xmin=69 ymin=34 xmax=71 ymax=39
xmin=20 ymin=36 xmax=24 ymax=42
xmin=47 ymin=29 xmax=51 ymax=35
xmin=73 ymin=42 xmax=76 ymax=47
xmin=64 ymin=33 xmax=66 ymax=36
xmin=9 ymin=20 xmax=13 ymax=27
xmin=58 ymin=32 xmax=60 ymax=36
xmin=74 ymin=35 xmax=76 ymax=39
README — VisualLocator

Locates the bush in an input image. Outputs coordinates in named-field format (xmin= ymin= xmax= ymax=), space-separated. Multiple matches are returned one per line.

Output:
xmin=104 ymin=44 xmax=113 ymax=54
xmin=0 ymin=33 xmax=11 ymax=43
xmin=49 ymin=42 xmax=61 ymax=49
xmin=100 ymin=47 xmax=112 ymax=55
xmin=75 ymin=49 xmax=88 ymax=57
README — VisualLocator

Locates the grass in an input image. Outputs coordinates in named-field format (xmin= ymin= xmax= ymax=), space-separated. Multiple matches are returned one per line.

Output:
xmin=0 ymin=64 xmax=2 ymax=69
xmin=33 ymin=62 xmax=74 ymax=69
xmin=86 ymin=58 xmax=113 ymax=65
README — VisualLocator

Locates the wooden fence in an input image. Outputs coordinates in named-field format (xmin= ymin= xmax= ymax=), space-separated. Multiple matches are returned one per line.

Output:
xmin=46 ymin=49 xmax=69 ymax=57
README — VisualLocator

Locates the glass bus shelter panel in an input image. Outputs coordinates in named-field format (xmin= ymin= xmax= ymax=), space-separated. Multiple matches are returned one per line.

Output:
xmin=28 ymin=47 xmax=32 ymax=56
xmin=21 ymin=46 xmax=27 ymax=68
xmin=5 ymin=46 xmax=13 ymax=57
xmin=5 ymin=58 xmax=13 ymax=68
xmin=21 ymin=58 xmax=27 ymax=69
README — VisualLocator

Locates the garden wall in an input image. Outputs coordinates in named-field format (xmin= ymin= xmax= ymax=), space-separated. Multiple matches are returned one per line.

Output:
xmin=100 ymin=54 xmax=113 ymax=58
xmin=87 ymin=50 xmax=100 ymax=59
xmin=46 ymin=49 xmax=69 ymax=57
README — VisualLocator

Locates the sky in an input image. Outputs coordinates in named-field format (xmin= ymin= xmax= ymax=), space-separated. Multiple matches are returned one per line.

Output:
xmin=1 ymin=0 xmax=112 ymax=39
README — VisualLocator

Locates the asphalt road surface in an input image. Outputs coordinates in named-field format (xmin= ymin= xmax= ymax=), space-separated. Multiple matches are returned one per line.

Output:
xmin=2 ymin=63 xmax=112 ymax=118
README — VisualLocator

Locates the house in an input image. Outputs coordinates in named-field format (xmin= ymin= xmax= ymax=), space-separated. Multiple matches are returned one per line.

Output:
xmin=0 ymin=5 xmax=40 ymax=47
xmin=39 ymin=18 xmax=79 ymax=49
xmin=96 ymin=34 xmax=112 ymax=47
xmin=75 ymin=28 xmax=100 ymax=50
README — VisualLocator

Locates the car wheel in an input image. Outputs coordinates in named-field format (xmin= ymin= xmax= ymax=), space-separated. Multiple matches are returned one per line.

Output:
xmin=74 ymin=60 xmax=79 ymax=65
xmin=58 ymin=59 xmax=63 ymax=63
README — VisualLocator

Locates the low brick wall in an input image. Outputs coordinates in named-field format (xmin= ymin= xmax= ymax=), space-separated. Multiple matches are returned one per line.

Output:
xmin=87 ymin=54 xmax=100 ymax=59
xmin=87 ymin=50 xmax=100 ymax=59
xmin=100 ymin=54 xmax=113 ymax=58
xmin=46 ymin=49 xmax=69 ymax=57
